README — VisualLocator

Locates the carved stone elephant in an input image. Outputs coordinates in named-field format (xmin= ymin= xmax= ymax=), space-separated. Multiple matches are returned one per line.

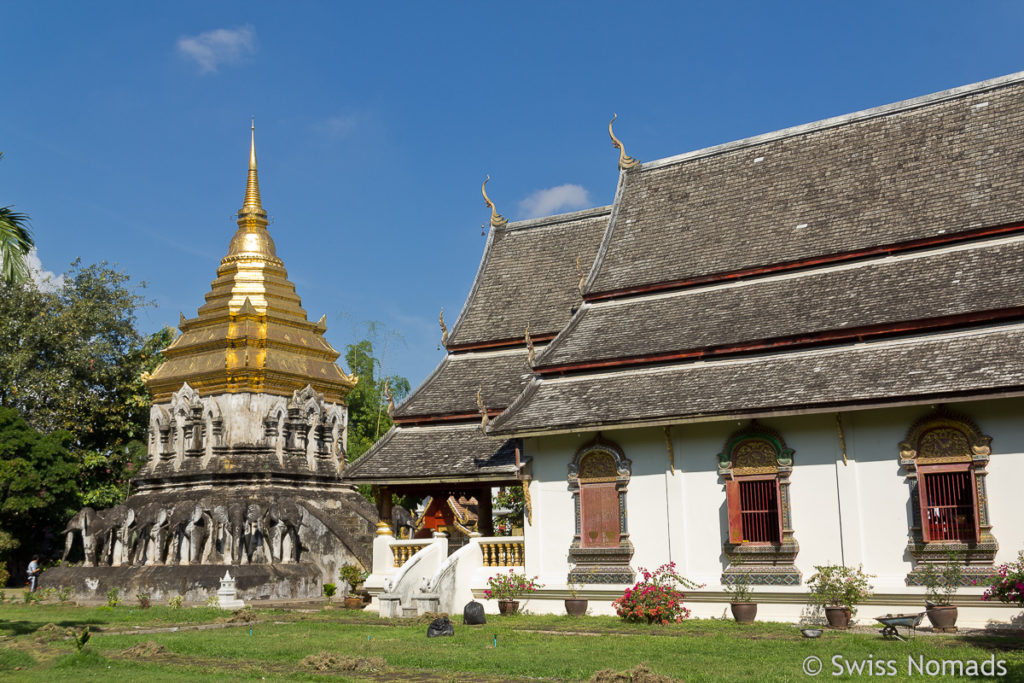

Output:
xmin=264 ymin=501 xmax=302 ymax=563
xmin=62 ymin=507 xmax=98 ymax=566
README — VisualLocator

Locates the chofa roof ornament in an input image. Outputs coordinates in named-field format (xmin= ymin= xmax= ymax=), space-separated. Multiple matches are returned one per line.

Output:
xmin=481 ymin=175 xmax=509 ymax=228
xmin=609 ymin=114 xmax=640 ymax=170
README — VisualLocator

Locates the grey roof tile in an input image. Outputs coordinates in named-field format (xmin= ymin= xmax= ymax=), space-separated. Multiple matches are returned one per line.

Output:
xmin=490 ymin=325 xmax=1024 ymax=434
xmin=588 ymin=80 xmax=1024 ymax=295
xmin=343 ymin=424 xmax=517 ymax=482
xmin=446 ymin=208 xmax=609 ymax=347
xmin=393 ymin=348 xmax=533 ymax=419
xmin=537 ymin=238 xmax=1024 ymax=368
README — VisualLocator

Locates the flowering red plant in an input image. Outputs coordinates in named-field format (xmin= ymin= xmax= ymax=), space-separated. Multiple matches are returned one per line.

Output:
xmin=612 ymin=562 xmax=704 ymax=625
xmin=483 ymin=569 xmax=542 ymax=601
xmin=981 ymin=551 xmax=1024 ymax=607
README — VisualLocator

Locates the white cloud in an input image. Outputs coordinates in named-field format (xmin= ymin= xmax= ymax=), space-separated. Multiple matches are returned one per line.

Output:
xmin=176 ymin=25 xmax=257 ymax=74
xmin=313 ymin=114 xmax=359 ymax=139
xmin=517 ymin=184 xmax=591 ymax=219
xmin=24 ymin=248 xmax=65 ymax=292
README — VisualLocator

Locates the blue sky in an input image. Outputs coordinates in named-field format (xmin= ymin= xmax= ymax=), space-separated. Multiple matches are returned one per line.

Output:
xmin=3 ymin=2 xmax=1024 ymax=387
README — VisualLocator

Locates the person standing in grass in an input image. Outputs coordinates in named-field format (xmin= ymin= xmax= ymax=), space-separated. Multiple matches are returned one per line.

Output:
xmin=26 ymin=555 xmax=41 ymax=592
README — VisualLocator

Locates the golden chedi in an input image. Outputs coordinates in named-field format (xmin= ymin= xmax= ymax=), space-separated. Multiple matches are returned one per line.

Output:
xmin=51 ymin=126 xmax=377 ymax=602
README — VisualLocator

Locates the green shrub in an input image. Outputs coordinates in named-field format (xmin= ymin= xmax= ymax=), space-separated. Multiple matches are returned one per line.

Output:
xmin=168 ymin=595 xmax=183 ymax=609
xmin=106 ymin=587 xmax=121 ymax=608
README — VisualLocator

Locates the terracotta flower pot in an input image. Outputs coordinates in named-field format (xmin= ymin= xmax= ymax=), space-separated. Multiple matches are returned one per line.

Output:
xmin=926 ymin=605 xmax=958 ymax=631
xmin=824 ymin=606 xmax=852 ymax=629
xmin=498 ymin=599 xmax=520 ymax=615
xmin=730 ymin=602 xmax=757 ymax=624
xmin=344 ymin=596 xmax=364 ymax=610
xmin=564 ymin=599 xmax=588 ymax=617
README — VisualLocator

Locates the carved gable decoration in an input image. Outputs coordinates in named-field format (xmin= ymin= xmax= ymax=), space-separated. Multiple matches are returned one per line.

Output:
xmin=717 ymin=422 xmax=794 ymax=476
xmin=899 ymin=409 xmax=992 ymax=465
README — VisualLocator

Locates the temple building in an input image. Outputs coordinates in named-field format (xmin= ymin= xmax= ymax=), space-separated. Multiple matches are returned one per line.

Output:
xmin=51 ymin=126 xmax=377 ymax=601
xmin=358 ymin=72 xmax=1024 ymax=626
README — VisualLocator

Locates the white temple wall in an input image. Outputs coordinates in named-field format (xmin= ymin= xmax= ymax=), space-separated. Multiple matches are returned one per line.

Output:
xmin=521 ymin=398 xmax=1024 ymax=624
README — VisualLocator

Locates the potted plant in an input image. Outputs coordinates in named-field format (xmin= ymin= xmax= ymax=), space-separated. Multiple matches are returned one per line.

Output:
xmin=612 ymin=562 xmax=704 ymax=625
xmin=724 ymin=572 xmax=756 ymax=624
xmin=322 ymin=582 xmax=337 ymax=607
xmin=484 ymin=569 xmax=542 ymax=615
xmin=564 ymin=572 xmax=587 ymax=617
xmin=807 ymin=564 xmax=874 ymax=629
xmin=339 ymin=564 xmax=368 ymax=609
xmin=918 ymin=550 xmax=963 ymax=631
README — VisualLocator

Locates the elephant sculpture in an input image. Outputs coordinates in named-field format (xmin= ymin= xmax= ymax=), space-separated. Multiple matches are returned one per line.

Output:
xmin=183 ymin=503 xmax=209 ymax=564
xmin=264 ymin=501 xmax=302 ymax=563
xmin=62 ymin=507 xmax=98 ymax=566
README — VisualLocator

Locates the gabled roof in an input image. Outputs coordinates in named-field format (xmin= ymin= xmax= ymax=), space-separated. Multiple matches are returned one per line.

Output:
xmin=489 ymin=324 xmax=1024 ymax=436
xmin=445 ymin=207 xmax=609 ymax=349
xmin=586 ymin=72 xmax=1024 ymax=298
xmin=535 ymin=236 xmax=1024 ymax=371
xmin=343 ymin=424 xmax=518 ymax=483
xmin=344 ymin=208 xmax=610 ymax=486
xmin=393 ymin=347 xmax=533 ymax=421
xmin=489 ymin=72 xmax=1024 ymax=436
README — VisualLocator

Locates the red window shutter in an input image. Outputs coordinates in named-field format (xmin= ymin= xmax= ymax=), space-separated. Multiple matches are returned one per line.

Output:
xmin=725 ymin=479 xmax=743 ymax=544
xmin=917 ymin=472 xmax=933 ymax=543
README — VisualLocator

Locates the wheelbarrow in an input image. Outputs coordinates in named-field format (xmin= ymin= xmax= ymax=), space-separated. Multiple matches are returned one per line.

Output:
xmin=875 ymin=612 xmax=925 ymax=641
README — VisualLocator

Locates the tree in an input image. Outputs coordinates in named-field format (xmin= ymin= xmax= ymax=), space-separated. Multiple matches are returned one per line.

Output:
xmin=0 ymin=407 xmax=80 ymax=576
xmin=0 ymin=261 xmax=173 ymax=521
xmin=344 ymin=339 xmax=410 ymax=460
xmin=0 ymin=152 xmax=34 ymax=286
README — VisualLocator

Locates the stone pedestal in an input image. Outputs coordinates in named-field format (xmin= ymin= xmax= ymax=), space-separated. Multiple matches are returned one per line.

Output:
xmin=412 ymin=593 xmax=440 ymax=615
xmin=217 ymin=571 xmax=245 ymax=610
xmin=378 ymin=593 xmax=403 ymax=618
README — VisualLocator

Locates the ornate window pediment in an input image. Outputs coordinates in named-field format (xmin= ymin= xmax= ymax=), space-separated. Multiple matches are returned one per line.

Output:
xmin=567 ymin=436 xmax=634 ymax=585
xmin=717 ymin=422 xmax=800 ymax=586
xmin=900 ymin=409 xmax=997 ymax=583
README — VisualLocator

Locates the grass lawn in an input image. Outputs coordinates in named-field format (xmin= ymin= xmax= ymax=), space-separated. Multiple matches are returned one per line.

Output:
xmin=0 ymin=603 xmax=1022 ymax=681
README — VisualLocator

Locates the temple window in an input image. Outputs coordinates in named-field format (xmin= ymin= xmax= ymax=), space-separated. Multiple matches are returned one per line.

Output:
xmin=899 ymin=409 xmax=997 ymax=583
xmin=567 ymin=436 xmax=634 ymax=584
xmin=717 ymin=422 xmax=800 ymax=586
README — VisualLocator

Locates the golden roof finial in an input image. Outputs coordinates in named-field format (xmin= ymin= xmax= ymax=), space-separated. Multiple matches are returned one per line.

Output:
xmin=481 ymin=175 xmax=508 ymax=228
xmin=575 ymin=255 xmax=585 ymax=297
xmin=525 ymin=323 xmax=535 ymax=367
xmin=239 ymin=119 xmax=267 ymax=221
xmin=609 ymin=114 xmax=640 ymax=170
xmin=476 ymin=388 xmax=490 ymax=429
xmin=439 ymin=308 xmax=449 ymax=348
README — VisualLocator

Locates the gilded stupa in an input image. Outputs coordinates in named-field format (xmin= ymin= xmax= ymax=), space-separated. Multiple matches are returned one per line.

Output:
xmin=146 ymin=124 xmax=356 ymax=404
xmin=51 ymin=126 xmax=378 ymax=602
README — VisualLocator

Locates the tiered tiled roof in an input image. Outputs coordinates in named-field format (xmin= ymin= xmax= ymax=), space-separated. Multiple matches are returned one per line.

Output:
xmin=490 ymin=72 xmax=1024 ymax=436
xmin=344 ymin=208 xmax=609 ymax=485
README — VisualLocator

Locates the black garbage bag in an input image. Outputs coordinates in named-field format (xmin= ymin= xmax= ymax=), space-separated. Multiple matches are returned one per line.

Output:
xmin=426 ymin=616 xmax=455 ymax=638
xmin=463 ymin=601 xmax=486 ymax=625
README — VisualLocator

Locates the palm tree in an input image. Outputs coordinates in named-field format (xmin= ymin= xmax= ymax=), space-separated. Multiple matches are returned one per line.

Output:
xmin=0 ymin=152 xmax=34 ymax=285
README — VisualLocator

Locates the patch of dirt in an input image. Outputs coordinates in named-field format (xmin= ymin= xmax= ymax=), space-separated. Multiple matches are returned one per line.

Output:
xmin=590 ymin=663 xmax=678 ymax=683
xmin=122 ymin=640 xmax=168 ymax=658
xmin=226 ymin=606 xmax=258 ymax=623
xmin=35 ymin=623 xmax=70 ymax=643
xmin=300 ymin=651 xmax=386 ymax=673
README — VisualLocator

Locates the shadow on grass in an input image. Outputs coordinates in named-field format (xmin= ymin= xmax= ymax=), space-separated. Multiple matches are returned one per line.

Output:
xmin=0 ymin=619 xmax=106 ymax=637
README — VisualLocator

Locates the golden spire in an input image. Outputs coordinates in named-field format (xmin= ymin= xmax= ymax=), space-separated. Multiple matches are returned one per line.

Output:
xmin=144 ymin=123 xmax=357 ymax=405
xmin=609 ymin=114 xmax=640 ymax=170
xmin=226 ymin=121 xmax=277 ymax=262
xmin=481 ymin=175 xmax=508 ymax=228
xmin=239 ymin=119 xmax=267 ymax=222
